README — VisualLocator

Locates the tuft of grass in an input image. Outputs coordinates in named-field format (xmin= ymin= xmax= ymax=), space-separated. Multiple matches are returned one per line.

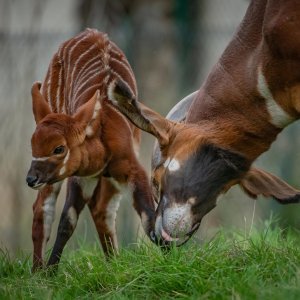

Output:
xmin=1 ymin=223 xmax=300 ymax=299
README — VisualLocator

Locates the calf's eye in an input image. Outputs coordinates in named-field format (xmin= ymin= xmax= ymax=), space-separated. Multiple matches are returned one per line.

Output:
xmin=53 ymin=145 xmax=65 ymax=155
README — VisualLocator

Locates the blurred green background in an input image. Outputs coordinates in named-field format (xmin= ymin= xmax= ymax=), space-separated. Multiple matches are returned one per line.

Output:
xmin=0 ymin=0 xmax=299 ymax=256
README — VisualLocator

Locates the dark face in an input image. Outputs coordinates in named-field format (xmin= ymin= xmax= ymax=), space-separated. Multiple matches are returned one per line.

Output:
xmin=154 ymin=143 xmax=249 ymax=245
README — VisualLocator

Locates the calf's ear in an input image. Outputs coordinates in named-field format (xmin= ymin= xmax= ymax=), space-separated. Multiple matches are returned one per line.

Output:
xmin=240 ymin=167 xmax=300 ymax=204
xmin=74 ymin=89 xmax=101 ymax=129
xmin=31 ymin=81 xmax=51 ymax=124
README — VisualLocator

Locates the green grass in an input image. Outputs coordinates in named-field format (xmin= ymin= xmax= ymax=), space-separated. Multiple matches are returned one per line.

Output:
xmin=1 ymin=222 xmax=300 ymax=299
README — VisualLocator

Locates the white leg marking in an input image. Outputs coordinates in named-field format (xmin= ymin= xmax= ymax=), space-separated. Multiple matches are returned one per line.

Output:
xmin=41 ymin=182 xmax=62 ymax=260
xmin=105 ymin=194 xmax=121 ymax=235
xmin=67 ymin=206 xmax=78 ymax=229
xmin=257 ymin=66 xmax=293 ymax=128
xmin=59 ymin=150 xmax=70 ymax=176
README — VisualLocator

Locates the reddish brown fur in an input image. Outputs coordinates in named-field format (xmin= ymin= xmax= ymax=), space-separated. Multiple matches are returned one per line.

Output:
xmin=27 ymin=29 xmax=155 ymax=270
xmin=108 ymin=0 xmax=300 ymax=244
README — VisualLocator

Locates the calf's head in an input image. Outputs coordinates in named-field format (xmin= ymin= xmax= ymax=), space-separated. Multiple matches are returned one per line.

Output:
xmin=26 ymin=82 xmax=103 ymax=189
xmin=109 ymin=79 xmax=300 ymax=245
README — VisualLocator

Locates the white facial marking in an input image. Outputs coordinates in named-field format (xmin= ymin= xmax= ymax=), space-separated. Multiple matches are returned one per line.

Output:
xmin=160 ymin=202 xmax=193 ymax=237
xmin=59 ymin=166 xmax=66 ymax=176
xmin=59 ymin=150 xmax=70 ymax=176
xmin=257 ymin=66 xmax=293 ymax=128
xmin=32 ymin=156 xmax=50 ymax=161
xmin=168 ymin=158 xmax=180 ymax=172
xmin=67 ymin=206 xmax=78 ymax=229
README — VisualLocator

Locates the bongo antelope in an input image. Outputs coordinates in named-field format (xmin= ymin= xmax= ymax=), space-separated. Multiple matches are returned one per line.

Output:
xmin=108 ymin=0 xmax=300 ymax=245
xmin=26 ymin=29 xmax=156 ymax=270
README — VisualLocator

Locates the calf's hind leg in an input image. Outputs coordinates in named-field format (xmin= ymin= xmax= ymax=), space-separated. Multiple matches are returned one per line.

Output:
xmin=87 ymin=177 xmax=121 ymax=256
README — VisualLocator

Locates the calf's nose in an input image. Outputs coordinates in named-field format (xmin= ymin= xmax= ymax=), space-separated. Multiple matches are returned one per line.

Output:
xmin=26 ymin=175 xmax=38 ymax=187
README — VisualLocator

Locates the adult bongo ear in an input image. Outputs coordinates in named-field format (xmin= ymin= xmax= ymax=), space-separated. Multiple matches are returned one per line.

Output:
xmin=31 ymin=81 xmax=51 ymax=124
xmin=73 ymin=89 xmax=101 ymax=129
xmin=240 ymin=167 xmax=300 ymax=204
xmin=107 ymin=78 xmax=172 ymax=147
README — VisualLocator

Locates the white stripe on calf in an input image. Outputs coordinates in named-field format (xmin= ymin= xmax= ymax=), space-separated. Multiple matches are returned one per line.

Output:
xmin=74 ymin=55 xmax=101 ymax=86
xmin=74 ymin=71 xmax=105 ymax=100
xmin=69 ymin=44 xmax=98 ymax=102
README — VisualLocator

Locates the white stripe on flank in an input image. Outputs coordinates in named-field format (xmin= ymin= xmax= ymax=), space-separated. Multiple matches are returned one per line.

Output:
xmin=257 ymin=67 xmax=293 ymax=128
xmin=65 ymin=33 xmax=91 ymax=102
xmin=47 ymin=59 xmax=54 ymax=111
xmin=69 ymin=44 xmax=98 ymax=103
xmin=74 ymin=70 xmax=106 ymax=100
xmin=56 ymin=65 xmax=63 ymax=113
xmin=55 ymin=46 xmax=64 ymax=113
xmin=74 ymin=64 xmax=104 ymax=96
xmin=74 ymin=82 xmax=104 ymax=108
xmin=74 ymin=55 xmax=101 ymax=87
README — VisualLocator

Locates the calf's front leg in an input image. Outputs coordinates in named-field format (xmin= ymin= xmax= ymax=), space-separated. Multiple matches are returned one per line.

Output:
xmin=47 ymin=177 xmax=87 ymax=268
xmin=32 ymin=182 xmax=62 ymax=271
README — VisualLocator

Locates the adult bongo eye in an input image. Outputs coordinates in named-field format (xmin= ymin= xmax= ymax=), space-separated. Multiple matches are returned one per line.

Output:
xmin=53 ymin=145 xmax=65 ymax=155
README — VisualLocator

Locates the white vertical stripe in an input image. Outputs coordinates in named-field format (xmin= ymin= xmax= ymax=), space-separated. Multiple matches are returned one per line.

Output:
xmin=65 ymin=33 xmax=91 ymax=104
xmin=74 ymin=55 xmax=101 ymax=88
xmin=47 ymin=59 xmax=54 ymax=111
xmin=74 ymin=65 xmax=104 ymax=96
xmin=74 ymin=82 xmax=103 ymax=109
xmin=69 ymin=44 xmax=98 ymax=106
xmin=257 ymin=66 xmax=293 ymax=128
xmin=75 ymin=60 xmax=101 ymax=88
xmin=56 ymin=66 xmax=63 ymax=113
xmin=74 ymin=70 xmax=106 ymax=100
